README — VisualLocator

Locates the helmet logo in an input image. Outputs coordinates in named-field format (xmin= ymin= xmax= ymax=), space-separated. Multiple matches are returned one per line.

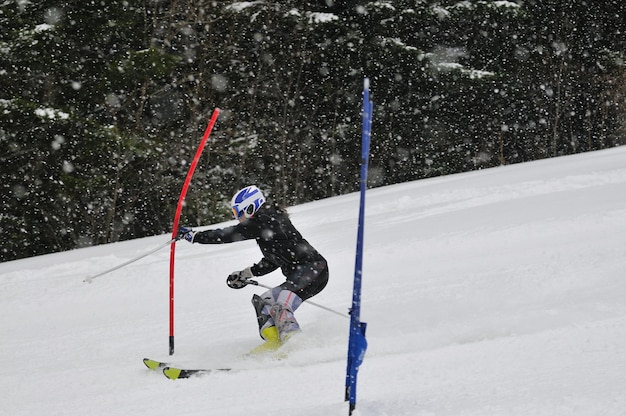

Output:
xmin=234 ymin=187 xmax=259 ymax=204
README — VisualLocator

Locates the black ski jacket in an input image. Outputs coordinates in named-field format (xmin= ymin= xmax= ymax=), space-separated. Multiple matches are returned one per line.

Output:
xmin=192 ymin=204 xmax=326 ymax=277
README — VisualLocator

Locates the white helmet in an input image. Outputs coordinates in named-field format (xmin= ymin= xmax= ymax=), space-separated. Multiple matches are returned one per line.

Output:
xmin=231 ymin=185 xmax=266 ymax=219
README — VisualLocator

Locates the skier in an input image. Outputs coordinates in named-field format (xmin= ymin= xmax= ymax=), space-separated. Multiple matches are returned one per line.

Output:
xmin=178 ymin=185 xmax=329 ymax=352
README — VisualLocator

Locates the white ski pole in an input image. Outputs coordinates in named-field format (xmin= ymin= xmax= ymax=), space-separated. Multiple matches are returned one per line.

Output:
xmin=246 ymin=279 xmax=349 ymax=319
xmin=84 ymin=238 xmax=177 ymax=283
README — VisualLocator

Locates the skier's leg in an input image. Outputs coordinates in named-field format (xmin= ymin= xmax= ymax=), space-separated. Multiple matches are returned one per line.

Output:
xmin=251 ymin=287 xmax=283 ymax=341
xmin=265 ymin=260 xmax=328 ymax=341
xmin=269 ymin=289 xmax=303 ymax=342
xmin=251 ymin=261 xmax=328 ymax=343
xmin=281 ymin=260 xmax=329 ymax=301
xmin=251 ymin=294 xmax=273 ymax=340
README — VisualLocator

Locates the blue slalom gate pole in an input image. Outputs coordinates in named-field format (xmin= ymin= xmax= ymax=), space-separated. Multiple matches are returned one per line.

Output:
xmin=345 ymin=78 xmax=372 ymax=415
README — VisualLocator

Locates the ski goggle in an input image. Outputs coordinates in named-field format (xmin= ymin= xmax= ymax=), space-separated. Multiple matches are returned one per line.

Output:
xmin=232 ymin=204 xmax=255 ymax=219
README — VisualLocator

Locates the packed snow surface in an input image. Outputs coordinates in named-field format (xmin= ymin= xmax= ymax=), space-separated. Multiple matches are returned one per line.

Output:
xmin=2 ymin=147 xmax=626 ymax=415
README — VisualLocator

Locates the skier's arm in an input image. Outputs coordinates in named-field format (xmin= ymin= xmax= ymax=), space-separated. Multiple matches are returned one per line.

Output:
xmin=192 ymin=223 xmax=255 ymax=244
xmin=250 ymin=257 xmax=279 ymax=276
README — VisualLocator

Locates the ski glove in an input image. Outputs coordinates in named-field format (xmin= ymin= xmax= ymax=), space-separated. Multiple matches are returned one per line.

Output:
xmin=178 ymin=226 xmax=196 ymax=243
xmin=226 ymin=267 xmax=254 ymax=289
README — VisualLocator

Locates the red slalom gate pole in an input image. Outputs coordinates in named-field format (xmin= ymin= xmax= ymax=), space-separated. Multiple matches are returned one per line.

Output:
xmin=169 ymin=108 xmax=220 ymax=355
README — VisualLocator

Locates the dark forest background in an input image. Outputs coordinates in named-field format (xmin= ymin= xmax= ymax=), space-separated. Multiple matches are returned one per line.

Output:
xmin=2 ymin=1 xmax=625 ymax=262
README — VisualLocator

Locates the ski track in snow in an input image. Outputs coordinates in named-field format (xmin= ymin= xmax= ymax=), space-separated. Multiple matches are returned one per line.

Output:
xmin=2 ymin=147 xmax=626 ymax=415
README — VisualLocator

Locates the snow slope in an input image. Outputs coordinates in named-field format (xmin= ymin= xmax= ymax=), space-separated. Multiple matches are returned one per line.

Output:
xmin=2 ymin=147 xmax=626 ymax=416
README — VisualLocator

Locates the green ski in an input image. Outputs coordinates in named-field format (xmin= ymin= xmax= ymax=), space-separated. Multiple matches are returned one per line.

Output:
xmin=144 ymin=358 xmax=231 ymax=379
xmin=163 ymin=366 xmax=231 ymax=380
xmin=143 ymin=358 xmax=169 ymax=371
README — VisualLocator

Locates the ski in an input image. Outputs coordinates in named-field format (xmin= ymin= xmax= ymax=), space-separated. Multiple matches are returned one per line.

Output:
xmin=143 ymin=357 xmax=169 ymax=371
xmin=162 ymin=366 xmax=231 ymax=380
xmin=144 ymin=358 xmax=231 ymax=379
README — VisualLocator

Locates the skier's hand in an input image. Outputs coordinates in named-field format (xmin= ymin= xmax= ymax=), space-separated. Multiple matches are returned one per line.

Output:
xmin=177 ymin=226 xmax=196 ymax=243
xmin=226 ymin=267 xmax=253 ymax=289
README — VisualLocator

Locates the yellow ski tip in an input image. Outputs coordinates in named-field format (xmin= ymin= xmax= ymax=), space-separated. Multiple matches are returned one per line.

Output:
xmin=163 ymin=367 xmax=182 ymax=380
xmin=143 ymin=358 xmax=162 ymax=370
